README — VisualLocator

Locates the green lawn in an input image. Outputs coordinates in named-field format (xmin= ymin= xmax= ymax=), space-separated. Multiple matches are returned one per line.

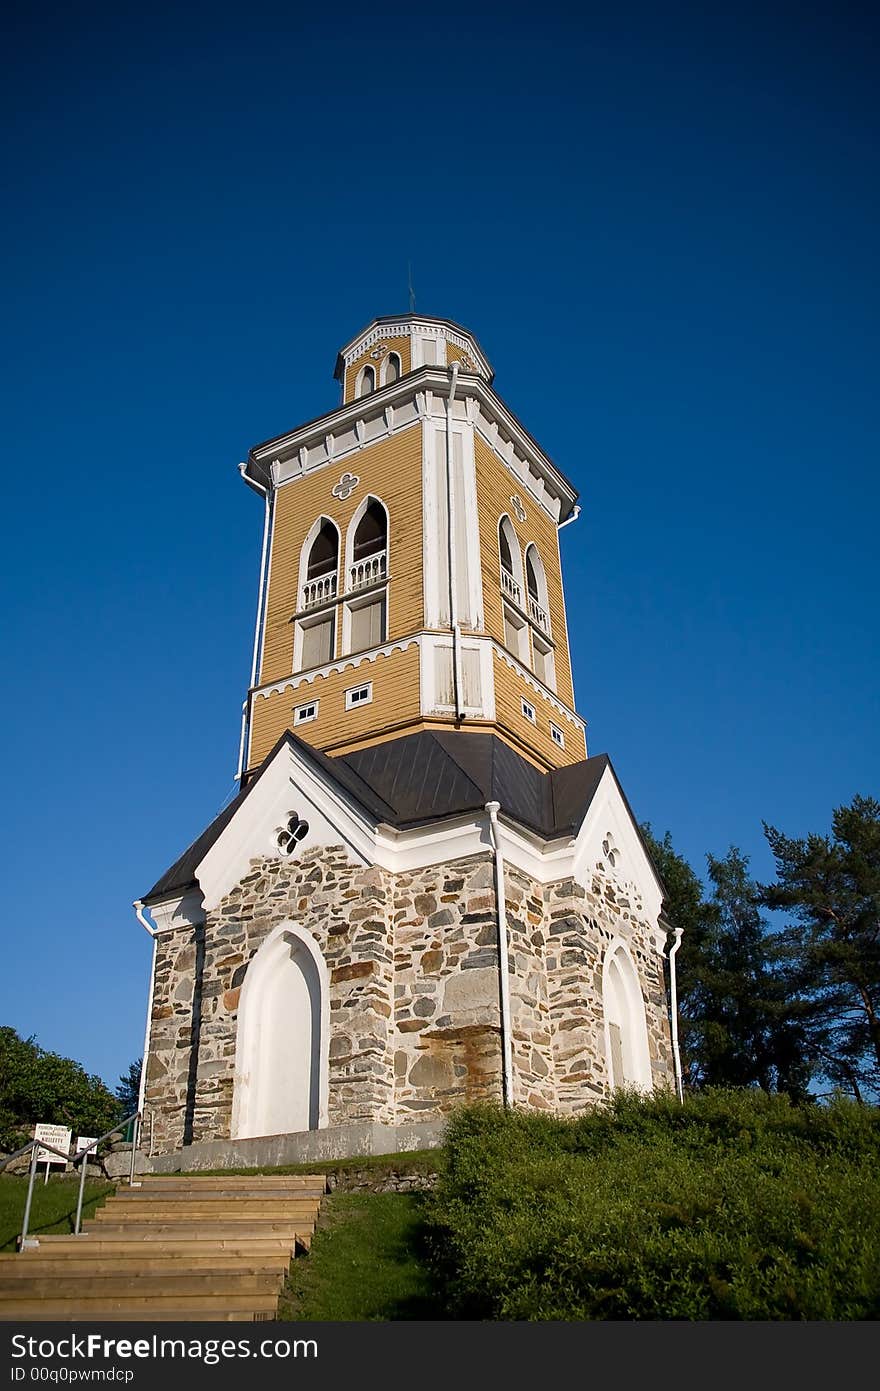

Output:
xmin=278 ymin=1192 xmax=445 ymax=1321
xmin=0 ymin=1175 xmax=114 ymax=1252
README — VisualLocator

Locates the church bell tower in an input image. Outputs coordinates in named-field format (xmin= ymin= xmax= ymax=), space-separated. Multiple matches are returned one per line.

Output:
xmin=241 ymin=315 xmax=585 ymax=776
xmin=136 ymin=314 xmax=675 ymax=1163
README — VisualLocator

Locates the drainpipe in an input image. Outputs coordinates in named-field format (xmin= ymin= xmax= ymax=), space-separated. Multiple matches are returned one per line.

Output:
xmin=237 ymin=462 xmax=274 ymax=780
xmin=134 ymin=901 xmax=157 ymax=1119
xmin=485 ymin=802 xmax=514 ymax=1108
xmin=667 ymin=924 xmax=684 ymax=1102
xmin=557 ymin=504 xmax=581 ymax=531
xmin=445 ymin=362 xmax=463 ymax=720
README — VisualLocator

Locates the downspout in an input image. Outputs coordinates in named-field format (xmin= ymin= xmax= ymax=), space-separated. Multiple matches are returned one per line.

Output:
xmin=485 ymin=802 xmax=514 ymax=1108
xmin=557 ymin=504 xmax=581 ymax=531
xmin=237 ymin=462 xmax=274 ymax=781
xmin=667 ymin=924 xmax=684 ymax=1102
xmin=133 ymin=900 xmax=158 ymax=1167
xmin=445 ymin=362 xmax=463 ymax=720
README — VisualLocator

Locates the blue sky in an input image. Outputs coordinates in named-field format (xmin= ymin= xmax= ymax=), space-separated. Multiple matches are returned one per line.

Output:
xmin=3 ymin=2 xmax=877 ymax=1088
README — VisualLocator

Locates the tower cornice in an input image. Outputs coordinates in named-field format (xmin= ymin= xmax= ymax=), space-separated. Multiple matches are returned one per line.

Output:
xmin=333 ymin=315 xmax=494 ymax=384
xmin=244 ymin=366 xmax=579 ymax=523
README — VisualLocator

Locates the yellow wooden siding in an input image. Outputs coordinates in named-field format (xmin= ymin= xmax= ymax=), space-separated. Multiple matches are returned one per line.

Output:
xmin=343 ymin=335 xmax=411 ymax=403
xmin=473 ymin=433 xmax=575 ymax=709
xmin=249 ymin=644 xmax=423 ymax=769
xmin=492 ymin=653 xmax=586 ymax=767
xmin=259 ymin=427 xmax=424 ymax=687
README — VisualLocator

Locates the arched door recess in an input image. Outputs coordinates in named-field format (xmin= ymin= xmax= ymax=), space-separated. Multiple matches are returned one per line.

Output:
xmin=231 ymin=922 xmax=329 ymax=1138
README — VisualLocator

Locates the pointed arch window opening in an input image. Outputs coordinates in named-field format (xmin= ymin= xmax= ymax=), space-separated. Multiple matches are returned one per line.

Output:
xmin=382 ymin=352 xmax=401 ymax=386
xmin=603 ymin=943 xmax=653 ymax=1093
xmin=524 ymin=544 xmax=550 ymax=636
xmin=302 ymin=520 xmax=339 ymax=610
xmin=498 ymin=516 xmax=522 ymax=608
xmin=348 ymin=499 xmax=388 ymax=593
xmin=357 ymin=365 xmax=376 ymax=398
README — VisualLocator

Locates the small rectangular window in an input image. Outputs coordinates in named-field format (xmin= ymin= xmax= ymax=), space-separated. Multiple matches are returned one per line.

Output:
xmin=521 ymin=698 xmax=536 ymax=724
xmin=550 ymin=721 xmax=565 ymax=748
xmin=345 ymin=682 xmax=373 ymax=710
xmin=294 ymin=700 xmax=318 ymax=725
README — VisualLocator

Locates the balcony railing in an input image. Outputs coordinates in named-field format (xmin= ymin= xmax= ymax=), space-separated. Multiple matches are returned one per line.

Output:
xmin=349 ymin=549 xmax=387 ymax=592
xmin=528 ymin=595 xmax=549 ymax=634
xmin=301 ymin=572 xmax=337 ymax=610
xmin=500 ymin=566 xmax=521 ymax=606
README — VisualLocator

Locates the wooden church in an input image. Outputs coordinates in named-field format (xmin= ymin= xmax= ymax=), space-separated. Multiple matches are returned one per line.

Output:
xmin=136 ymin=315 xmax=675 ymax=1160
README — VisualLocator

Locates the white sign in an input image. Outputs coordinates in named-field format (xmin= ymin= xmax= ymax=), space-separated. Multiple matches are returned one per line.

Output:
xmin=34 ymin=1124 xmax=72 ymax=1166
xmin=76 ymin=1136 xmax=97 ymax=1156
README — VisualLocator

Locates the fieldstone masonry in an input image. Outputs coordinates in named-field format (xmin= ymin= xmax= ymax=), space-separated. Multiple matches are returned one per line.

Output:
xmin=145 ymin=846 xmax=674 ymax=1155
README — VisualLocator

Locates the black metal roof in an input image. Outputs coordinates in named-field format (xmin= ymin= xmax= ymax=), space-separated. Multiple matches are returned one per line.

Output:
xmin=142 ymin=730 xmax=625 ymax=904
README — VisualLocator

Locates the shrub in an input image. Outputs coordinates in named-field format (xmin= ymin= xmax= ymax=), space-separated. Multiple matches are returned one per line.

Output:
xmin=424 ymin=1091 xmax=880 ymax=1319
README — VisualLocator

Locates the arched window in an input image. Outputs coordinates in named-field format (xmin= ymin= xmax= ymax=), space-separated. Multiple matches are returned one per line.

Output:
xmin=353 ymin=500 xmax=387 ymax=562
xmin=306 ymin=520 xmax=338 ymax=581
xmin=357 ymin=365 xmax=375 ymax=397
xmin=524 ymin=544 xmax=550 ymax=636
xmin=344 ymin=496 xmax=388 ymax=654
xmin=603 ymin=942 xmax=652 ymax=1093
xmin=498 ymin=516 xmax=523 ymax=606
xmin=383 ymin=352 xmax=401 ymax=385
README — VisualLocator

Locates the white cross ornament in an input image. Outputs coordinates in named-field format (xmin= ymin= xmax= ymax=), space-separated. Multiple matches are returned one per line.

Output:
xmin=511 ymin=493 xmax=527 ymax=524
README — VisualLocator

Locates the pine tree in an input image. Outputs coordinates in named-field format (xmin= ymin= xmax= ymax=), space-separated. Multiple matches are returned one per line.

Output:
xmin=761 ymin=794 xmax=880 ymax=1101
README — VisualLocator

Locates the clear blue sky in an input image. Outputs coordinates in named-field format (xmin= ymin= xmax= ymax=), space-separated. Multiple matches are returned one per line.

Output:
xmin=2 ymin=2 xmax=877 ymax=1089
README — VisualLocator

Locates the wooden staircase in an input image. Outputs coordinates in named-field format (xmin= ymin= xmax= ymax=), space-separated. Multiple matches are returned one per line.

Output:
xmin=0 ymin=1174 xmax=326 ymax=1322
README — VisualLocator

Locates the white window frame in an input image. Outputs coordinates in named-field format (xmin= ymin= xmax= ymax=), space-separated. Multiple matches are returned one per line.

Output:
xmin=380 ymin=351 xmax=402 ymax=386
xmin=294 ymin=609 xmax=336 ymax=673
xmin=521 ymin=698 xmax=537 ymax=724
xmin=342 ymin=588 xmax=387 ymax=657
xmin=502 ymin=601 xmax=530 ymax=667
xmin=344 ymin=682 xmax=373 ymax=711
xmin=533 ymin=632 xmax=557 ymax=693
xmin=550 ymin=721 xmax=565 ymax=749
xmin=293 ymin=699 xmax=319 ymax=725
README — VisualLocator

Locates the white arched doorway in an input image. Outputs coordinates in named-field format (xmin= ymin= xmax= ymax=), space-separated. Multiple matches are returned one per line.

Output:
xmin=602 ymin=939 xmax=652 ymax=1092
xmin=231 ymin=922 xmax=330 ymax=1138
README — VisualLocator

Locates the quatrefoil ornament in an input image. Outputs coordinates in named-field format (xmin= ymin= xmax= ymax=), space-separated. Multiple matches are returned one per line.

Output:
xmin=332 ymin=472 xmax=360 ymax=502
xmin=510 ymin=493 xmax=527 ymax=524
xmin=276 ymin=814 xmax=309 ymax=857
xmin=369 ymin=343 xmax=389 ymax=360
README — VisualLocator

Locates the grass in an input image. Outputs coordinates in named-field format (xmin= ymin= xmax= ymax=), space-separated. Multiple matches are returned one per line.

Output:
xmin=0 ymin=1174 xmax=114 ymax=1251
xmin=278 ymin=1192 xmax=445 ymax=1320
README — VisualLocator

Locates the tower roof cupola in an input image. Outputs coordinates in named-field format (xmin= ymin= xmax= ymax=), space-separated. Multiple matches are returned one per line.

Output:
xmin=335 ymin=315 xmax=493 ymax=404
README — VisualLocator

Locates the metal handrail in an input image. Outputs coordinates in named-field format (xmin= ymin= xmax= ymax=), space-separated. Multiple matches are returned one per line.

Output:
xmin=3 ymin=1111 xmax=141 ymax=1249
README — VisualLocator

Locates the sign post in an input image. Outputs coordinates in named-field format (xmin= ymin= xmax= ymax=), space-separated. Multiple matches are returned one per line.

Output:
xmin=34 ymin=1124 xmax=72 ymax=1184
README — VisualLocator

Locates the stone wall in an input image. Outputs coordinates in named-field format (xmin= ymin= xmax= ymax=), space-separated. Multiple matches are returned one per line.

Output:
xmin=145 ymin=844 xmax=673 ymax=1155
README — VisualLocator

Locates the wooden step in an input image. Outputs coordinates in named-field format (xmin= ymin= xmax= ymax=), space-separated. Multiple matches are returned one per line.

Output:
xmin=0 ymin=1307 xmax=270 ymax=1322
xmin=0 ymin=1272 xmax=284 ymax=1297
xmin=15 ymin=1238 xmax=294 ymax=1257
xmin=0 ymin=1293 xmax=280 ymax=1318
xmin=137 ymin=1175 xmax=326 ymax=1189
xmin=115 ymin=1187 xmax=325 ymax=1201
xmin=0 ymin=1257 xmax=290 ymax=1276
xmin=91 ymin=1201 xmax=322 ymax=1212
xmin=78 ymin=1223 xmax=311 ymax=1240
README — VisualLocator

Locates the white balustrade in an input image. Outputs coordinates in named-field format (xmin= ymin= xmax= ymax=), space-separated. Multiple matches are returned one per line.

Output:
xmin=301 ymin=572 xmax=337 ymax=610
xmin=349 ymin=549 xmax=387 ymax=592
xmin=500 ymin=566 xmax=521 ymax=606
xmin=528 ymin=595 xmax=549 ymax=633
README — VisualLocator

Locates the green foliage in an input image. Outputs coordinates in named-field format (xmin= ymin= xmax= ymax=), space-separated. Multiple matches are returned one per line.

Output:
xmin=642 ymin=828 xmax=808 ymax=1094
xmin=115 ymin=1058 xmax=142 ymax=1117
xmin=0 ymin=1027 xmax=121 ymax=1152
xmin=761 ymin=794 xmax=880 ymax=1100
xmin=425 ymin=1095 xmax=880 ymax=1320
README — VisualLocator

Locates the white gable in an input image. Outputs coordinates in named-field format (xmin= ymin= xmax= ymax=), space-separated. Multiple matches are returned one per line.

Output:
xmin=196 ymin=743 xmax=373 ymax=912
